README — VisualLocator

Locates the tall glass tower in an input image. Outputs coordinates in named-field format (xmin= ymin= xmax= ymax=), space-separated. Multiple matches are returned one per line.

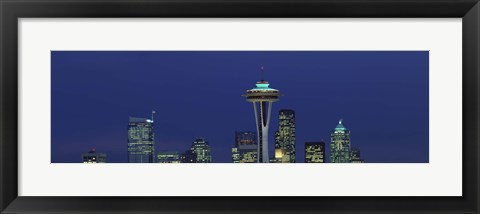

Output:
xmin=330 ymin=119 xmax=351 ymax=163
xmin=274 ymin=109 xmax=296 ymax=163
xmin=127 ymin=115 xmax=155 ymax=163
xmin=243 ymin=75 xmax=281 ymax=163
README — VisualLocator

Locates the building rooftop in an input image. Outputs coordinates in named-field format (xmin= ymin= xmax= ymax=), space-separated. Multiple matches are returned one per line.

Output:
xmin=129 ymin=117 xmax=153 ymax=123
xmin=249 ymin=81 xmax=279 ymax=92
xmin=243 ymin=79 xmax=282 ymax=100
xmin=335 ymin=119 xmax=347 ymax=131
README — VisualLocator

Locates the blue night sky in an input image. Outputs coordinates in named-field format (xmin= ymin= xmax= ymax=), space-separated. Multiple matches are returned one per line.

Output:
xmin=51 ymin=51 xmax=429 ymax=163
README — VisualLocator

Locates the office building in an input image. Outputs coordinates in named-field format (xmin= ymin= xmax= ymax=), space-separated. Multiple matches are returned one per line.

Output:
xmin=235 ymin=131 xmax=257 ymax=146
xmin=81 ymin=148 xmax=106 ymax=163
xmin=305 ymin=141 xmax=325 ymax=163
xmin=232 ymin=147 xmax=241 ymax=163
xmin=190 ymin=138 xmax=212 ymax=163
xmin=157 ymin=151 xmax=180 ymax=163
xmin=274 ymin=109 xmax=296 ymax=163
xmin=127 ymin=113 xmax=155 ymax=163
xmin=272 ymin=148 xmax=290 ymax=163
xmin=330 ymin=119 xmax=351 ymax=163
xmin=351 ymin=148 xmax=365 ymax=163
xmin=232 ymin=131 xmax=258 ymax=163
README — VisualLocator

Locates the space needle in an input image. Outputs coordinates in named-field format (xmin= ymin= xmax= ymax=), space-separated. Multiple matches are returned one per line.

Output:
xmin=243 ymin=66 xmax=282 ymax=163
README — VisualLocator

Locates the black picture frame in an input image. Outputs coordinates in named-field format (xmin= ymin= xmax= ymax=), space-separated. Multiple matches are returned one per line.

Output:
xmin=1 ymin=0 xmax=479 ymax=213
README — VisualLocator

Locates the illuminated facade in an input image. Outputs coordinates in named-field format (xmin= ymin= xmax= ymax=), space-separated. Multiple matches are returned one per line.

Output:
xmin=305 ymin=141 xmax=325 ymax=163
xmin=350 ymin=148 xmax=365 ymax=163
xmin=232 ymin=131 xmax=258 ymax=163
xmin=330 ymin=119 xmax=351 ymax=163
xmin=274 ymin=109 xmax=296 ymax=163
xmin=235 ymin=131 xmax=257 ymax=146
xmin=81 ymin=148 xmax=106 ymax=163
xmin=272 ymin=148 xmax=290 ymax=163
xmin=127 ymin=116 xmax=155 ymax=163
xmin=157 ymin=151 xmax=180 ymax=163
xmin=232 ymin=145 xmax=257 ymax=163
xmin=232 ymin=148 xmax=241 ymax=163
xmin=243 ymin=74 xmax=281 ymax=163
xmin=190 ymin=138 xmax=212 ymax=163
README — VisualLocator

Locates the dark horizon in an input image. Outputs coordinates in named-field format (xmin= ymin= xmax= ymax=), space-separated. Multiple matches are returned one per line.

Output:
xmin=51 ymin=51 xmax=429 ymax=163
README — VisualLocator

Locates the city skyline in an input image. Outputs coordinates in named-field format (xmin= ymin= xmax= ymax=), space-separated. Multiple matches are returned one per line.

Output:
xmin=51 ymin=51 xmax=429 ymax=163
xmin=80 ymin=117 xmax=363 ymax=163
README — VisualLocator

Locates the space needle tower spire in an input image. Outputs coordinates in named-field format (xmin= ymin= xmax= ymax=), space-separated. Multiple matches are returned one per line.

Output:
xmin=243 ymin=66 xmax=282 ymax=163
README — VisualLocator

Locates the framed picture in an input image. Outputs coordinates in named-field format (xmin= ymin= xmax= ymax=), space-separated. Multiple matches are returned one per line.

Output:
xmin=1 ymin=0 xmax=479 ymax=213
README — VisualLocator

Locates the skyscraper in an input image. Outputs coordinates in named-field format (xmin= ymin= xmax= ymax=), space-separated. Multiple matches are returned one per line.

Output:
xmin=127 ymin=114 xmax=155 ymax=163
xmin=243 ymin=68 xmax=282 ymax=163
xmin=305 ymin=141 xmax=325 ymax=163
xmin=274 ymin=109 xmax=296 ymax=163
xmin=350 ymin=148 xmax=365 ymax=163
xmin=157 ymin=151 xmax=180 ymax=163
xmin=190 ymin=138 xmax=212 ymax=163
xmin=330 ymin=119 xmax=351 ymax=163
xmin=81 ymin=148 xmax=107 ymax=163
xmin=232 ymin=131 xmax=258 ymax=163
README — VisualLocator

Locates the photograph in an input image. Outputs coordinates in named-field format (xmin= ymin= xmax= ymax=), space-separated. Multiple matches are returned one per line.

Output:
xmin=51 ymin=51 xmax=429 ymax=164
xmin=2 ymin=0 xmax=476 ymax=212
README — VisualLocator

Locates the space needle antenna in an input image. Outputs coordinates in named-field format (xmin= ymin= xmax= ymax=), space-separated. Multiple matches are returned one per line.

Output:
xmin=151 ymin=110 xmax=156 ymax=122
xmin=260 ymin=65 xmax=265 ymax=81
